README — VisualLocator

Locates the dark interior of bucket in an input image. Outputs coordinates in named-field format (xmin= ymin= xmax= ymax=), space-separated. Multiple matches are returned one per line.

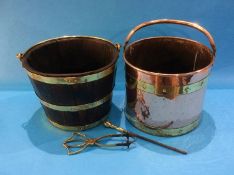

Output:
xmin=23 ymin=37 xmax=118 ymax=75
xmin=125 ymin=37 xmax=213 ymax=74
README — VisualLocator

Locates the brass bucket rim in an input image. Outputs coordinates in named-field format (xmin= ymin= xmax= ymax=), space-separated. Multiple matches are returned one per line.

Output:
xmin=123 ymin=36 xmax=215 ymax=78
xmin=18 ymin=35 xmax=120 ymax=78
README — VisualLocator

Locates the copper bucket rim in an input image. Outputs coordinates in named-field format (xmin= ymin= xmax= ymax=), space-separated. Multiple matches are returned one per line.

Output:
xmin=17 ymin=35 xmax=120 ymax=77
xmin=123 ymin=19 xmax=216 ymax=78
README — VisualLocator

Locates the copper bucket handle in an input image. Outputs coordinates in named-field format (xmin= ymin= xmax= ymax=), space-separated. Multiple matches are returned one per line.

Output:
xmin=124 ymin=19 xmax=216 ymax=57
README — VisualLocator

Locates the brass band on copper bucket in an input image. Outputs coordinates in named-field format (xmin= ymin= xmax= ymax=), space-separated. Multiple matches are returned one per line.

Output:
xmin=125 ymin=109 xmax=200 ymax=136
xmin=126 ymin=74 xmax=208 ymax=96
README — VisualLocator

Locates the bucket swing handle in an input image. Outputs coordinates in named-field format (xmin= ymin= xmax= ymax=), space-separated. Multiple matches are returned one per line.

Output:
xmin=124 ymin=19 xmax=216 ymax=57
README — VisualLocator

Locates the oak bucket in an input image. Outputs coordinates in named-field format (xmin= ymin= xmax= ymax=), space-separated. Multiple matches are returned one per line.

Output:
xmin=17 ymin=36 xmax=120 ymax=131
xmin=124 ymin=19 xmax=216 ymax=136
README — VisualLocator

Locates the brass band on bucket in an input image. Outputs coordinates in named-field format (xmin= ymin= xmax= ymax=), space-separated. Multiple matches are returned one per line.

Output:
xmin=40 ymin=93 xmax=112 ymax=112
xmin=27 ymin=65 xmax=115 ymax=85
xmin=48 ymin=114 xmax=109 ymax=131
xmin=125 ymin=111 xmax=200 ymax=136
xmin=127 ymin=76 xmax=208 ymax=95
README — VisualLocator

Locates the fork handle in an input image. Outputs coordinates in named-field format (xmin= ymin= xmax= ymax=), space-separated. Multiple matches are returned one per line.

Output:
xmin=104 ymin=121 xmax=128 ymax=133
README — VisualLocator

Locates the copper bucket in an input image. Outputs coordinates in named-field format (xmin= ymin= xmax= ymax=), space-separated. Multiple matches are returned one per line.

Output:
xmin=124 ymin=19 xmax=216 ymax=136
xmin=17 ymin=36 xmax=120 ymax=131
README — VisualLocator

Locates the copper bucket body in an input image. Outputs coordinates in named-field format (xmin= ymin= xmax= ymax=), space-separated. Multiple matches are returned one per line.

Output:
xmin=124 ymin=19 xmax=216 ymax=136
xmin=18 ymin=36 xmax=120 ymax=131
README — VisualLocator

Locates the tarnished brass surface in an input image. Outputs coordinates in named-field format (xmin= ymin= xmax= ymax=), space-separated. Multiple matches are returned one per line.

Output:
xmin=104 ymin=121 xmax=128 ymax=133
xmin=40 ymin=93 xmax=112 ymax=112
xmin=63 ymin=132 xmax=134 ymax=155
xmin=127 ymin=75 xmax=208 ymax=96
xmin=16 ymin=53 xmax=24 ymax=61
xmin=48 ymin=114 xmax=109 ymax=131
xmin=27 ymin=65 xmax=115 ymax=85
xmin=125 ymin=111 xmax=200 ymax=136
xmin=104 ymin=121 xmax=187 ymax=154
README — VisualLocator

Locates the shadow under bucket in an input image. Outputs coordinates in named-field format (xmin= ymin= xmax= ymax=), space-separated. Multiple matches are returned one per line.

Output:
xmin=17 ymin=36 xmax=120 ymax=131
xmin=123 ymin=19 xmax=216 ymax=136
